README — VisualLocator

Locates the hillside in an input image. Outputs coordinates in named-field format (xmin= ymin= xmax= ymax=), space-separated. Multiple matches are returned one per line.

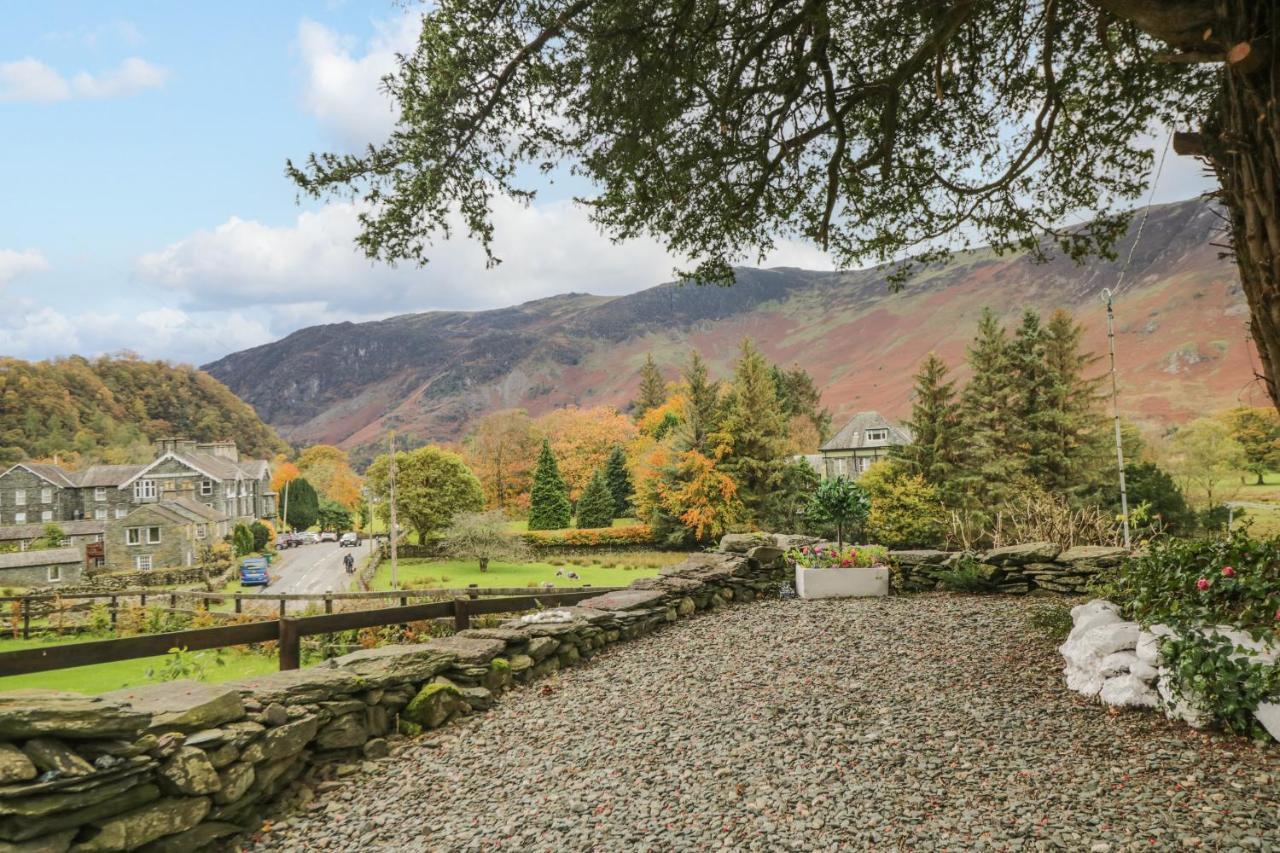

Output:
xmin=205 ymin=198 xmax=1262 ymax=456
xmin=0 ymin=354 xmax=289 ymax=466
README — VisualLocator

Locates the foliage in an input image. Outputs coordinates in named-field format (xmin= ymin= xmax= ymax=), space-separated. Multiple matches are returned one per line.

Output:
xmin=1166 ymin=417 xmax=1246 ymax=508
xmin=675 ymin=351 xmax=721 ymax=455
xmin=1122 ymin=461 xmax=1196 ymax=536
xmin=936 ymin=557 xmax=1000 ymax=594
xmin=527 ymin=439 xmax=572 ymax=530
xmin=0 ymin=353 xmax=287 ymax=466
xmin=536 ymin=405 xmax=637 ymax=500
xmin=787 ymin=543 xmax=887 ymax=569
xmin=1038 ymin=309 xmax=1109 ymax=497
xmin=1026 ymin=603 xmax=1074 ymax=641
xmin=520 ymin=524 xmax=654 ymax=548
xmin=282 ymin=477 xmax=320 ymax=532
xmin=955 ymin=309 xmax=1020 ymax=511
xmin=575 ymin=468 xmax=615 ymax=529
xmin=231 ymin=523 xmax=254 ymax=557
xmin=1159 ymin=631 xmax=1280 ymax=739
xmin=366 ymin=446 xmax=486 ymax=542
xmin=317 ymin=500 xmax=353 ymax=533
xmin=603 ymin=445 xmax=633 ymax=518
xmin=145 ymin=646 xmax=225 ymax=683
xmin=986 ymin=490 xmax=1123 ymax=548
xmin=634 ymin=354 xmax=667 ymax=419
xmin=893 ymin=353 xmax=961 ymax=493
xmin=1221 ymin=407 xmax=1280 ymax=486
xmin=771 ymin=364 xmax=832 ymax=446
xmin=296 ymin=444 xmax=363 ymax=509
xmin=270 ymin=460 xmax=300 ymax=495
xmin=638 ymin=445 xmax=743 ymax=546
xmin=442 ymin=510 xmax=526 ymax=570
xmin=714 ymin=340 xmax=790 ymax=524
xmin=463 ymin=409 xmax=542 ymax=511
xmin=27 ymin=523 xmax=67 ymax=551
xmin=859 ymin=462 xmax=946 ymax=549
xmin=637 ymin=396 xmax=683 ymax=441
xmin=769 ymin=459 xmax=820 ymax=535
xmin=804 ymin=476 xmax=870 ymax=551
xmin=248 ymin=521 xmax=270 ymax=552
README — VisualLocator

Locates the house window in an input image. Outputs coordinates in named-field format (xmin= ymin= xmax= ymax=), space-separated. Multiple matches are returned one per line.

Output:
xmin=115 ymin=507 xmax=127 ymax=519
xmin=94 ymin=508 xmax=106 ymax=520
xmin=133 ymin=480 xmax=156 ymax=500
xmin=146 ymin=526 xmax=161 ymax=544
xmin=133 ymin=555 xmax=152 ymax=570
xmin=200 ymin=480 xmax=213 ymax=496
xmin=196 ymin=523 xmax=207 ymax=539
xmin=13 ymin=512 xmax=25 ymax=524
xmin=865 ymin=428 xmax=888 ymax=442
xmin=13 ymin=489 xmax=24 ymax=506
xmin=40 ymin=488 xmax=52 ymax=503
xmin=125 ymin=526 xmax=161 ymax=545
xmin=238 ymin=480 xmax=246 ymax=497
xmin=41 ymin=510 xmax=52 ymax=522
xmin=58 ymin=538 xmax=70 ymax=546
xmin=95 ymin=487 xmax=107 ymax=501
xmin=46 ymin=566 xmax=61 ymax=582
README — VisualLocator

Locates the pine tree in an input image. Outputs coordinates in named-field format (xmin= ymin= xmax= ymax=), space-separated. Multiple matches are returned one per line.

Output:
xmin=527 ymin=439 xmax=572 ymax=530
xmin=715 ymin=339 xmax=790 ymax=526
xmin=603 ymin=445 xmax=633 ymax=518
xmin=894 ymin=352 xmax=961 ymax=490
xmin=676 ymin=350 xmax=721 ymax=454
xmin=576 ymin=468 xmax=616 ymax=528
xmin=1041 ymin=309 xmax=1109 ymax=497
xmin=956 ymin=309 xmax=1021 ymax=509
xmin=1007 ymin=310 xmax=1055 ymax=471
xmin=634 ymin=354 xmax=667 ymax=418
xmin=771 ymin=363 xmax=833 ymax=444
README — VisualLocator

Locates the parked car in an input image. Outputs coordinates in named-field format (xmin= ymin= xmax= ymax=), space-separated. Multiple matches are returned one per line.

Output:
xmin=339 ymin=532 xmax=359 ymax=547
xmin=239 ymin=557 xmax=270 ymax=587
xmin=277 ymin=533 xmax=300 ymax=549
xmin=319 ymin=531 xmax=338 ymax=543
xmin=300 ymin=532 xmax=319 ymax=545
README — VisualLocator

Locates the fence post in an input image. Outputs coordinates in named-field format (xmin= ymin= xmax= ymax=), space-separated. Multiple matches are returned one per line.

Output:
xmin=201 ymin=595 xmax=210 ymax=612
xmin=400 ymin=594 xmax=408 ymax=608
xmin=109 ymin=595 xmax=118 ymax=631
xmin=324 ymin=590 xmax=333 ymax=615
xmin=453 ymin=597 xmax=469 ymax=631
xmin=234 ymin=593 xmax=242 ymax=614
xmin=169 ymin=593 xmax=176 ymax=609
xmin=278 ymin=617 xmax=301 ymax=671
xmin=139 ymin=592 xmax=147 ymax=609
xmin=278 ymin=598 xmax=286 ymax=619
xmin=21 ymin=597 xmax=29 ymax=640
xmin=468 ymin=584 xmax=478 ymax=601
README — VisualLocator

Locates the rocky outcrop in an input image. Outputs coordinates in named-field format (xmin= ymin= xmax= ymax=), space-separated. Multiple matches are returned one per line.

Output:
xmin=0 ymin=542 xmax=787 ymax=851
xmin=889 ymin=545 xmax=1130 ymax=595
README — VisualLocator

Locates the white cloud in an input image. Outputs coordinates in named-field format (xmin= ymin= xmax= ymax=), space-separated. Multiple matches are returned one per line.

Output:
xmin=0 ymin=56 xmax=167 ymax=103
xmin=0 ymin=249 xmax=51 ymax=285
xmin=295 ymin=15 xmax=419 ymax=148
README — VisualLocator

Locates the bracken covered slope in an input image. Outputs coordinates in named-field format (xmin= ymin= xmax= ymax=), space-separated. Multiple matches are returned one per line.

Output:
xmin=204 ymin=198 xmax=1261 ymax=455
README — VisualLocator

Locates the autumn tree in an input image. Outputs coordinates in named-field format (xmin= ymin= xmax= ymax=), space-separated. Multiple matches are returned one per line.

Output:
xmin=366 ymin=446 xmax=485 ymax=542
xmin=270 ymin=460 xmax=301 ymax=495
xmin=634 ymin=354 xmax=667 ymax=419
xmin=527 ymin=440 xmax=572 ymax=530
xmin=464 ymin=409 xmax=542 ymax=510
xmin=636 ymin=446 xmax=743 ymax=546
xmin=297 ymin=444 xmax=363 ymax=509
xmin=714 ymin=340 xmax=790 ymax=526
xmin=535 ymin=405 xmax=636 ymax=500
xmin=1166 ymin=417 xmax=1246 ymax=509
xmin=1221 ymin=406 xmax=1280 ymax=484
xmin=575 ymin=468 xmax=615 ymax=529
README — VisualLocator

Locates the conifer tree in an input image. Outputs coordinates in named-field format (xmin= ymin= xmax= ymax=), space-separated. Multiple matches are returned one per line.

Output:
xmin=575 ymin=468 xmax=616 ymax=529
xmin=894 ymin=353 xmax=961 ymax=490
xmin=527 ymin=439 xmax=572 ymax=530
xmin=956 ymin=309 xmax=1020 ymax=509
xmin=676 ymin=350 xmax=721 ymax=454
xmin=1007 ymin=310 xmax=1055 ymax=469
xmin=715 ymin=339 xmax=790 ymax=525
xmin=634 ymin=354 xmax=667 ymax=419
xmin=771 ymin=363 xmax=833 ymax=444
xmin=603 ymin=445 xmax=633 ymax=518
xmin=1041 ymin=309 xmax=1109 ymax=497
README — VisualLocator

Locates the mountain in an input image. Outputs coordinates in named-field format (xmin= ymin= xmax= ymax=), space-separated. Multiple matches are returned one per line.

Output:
xmin=0 ymin=354 xmax=289 ymax=467
xmin=204 ymin=198 xmax=1261 ymax=458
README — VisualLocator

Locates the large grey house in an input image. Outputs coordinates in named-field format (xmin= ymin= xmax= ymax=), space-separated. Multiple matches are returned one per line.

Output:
xmin=813 ymin=411 xmax=912 ymax=478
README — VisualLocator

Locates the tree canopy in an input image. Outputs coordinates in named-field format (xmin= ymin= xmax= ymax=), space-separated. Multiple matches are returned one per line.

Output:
xmin=366 ymin=446 xmax=485 ymax=542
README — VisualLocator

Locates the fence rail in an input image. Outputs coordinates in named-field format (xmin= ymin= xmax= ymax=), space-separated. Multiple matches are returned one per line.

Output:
xmin=0 ymin=587 xmax=615 ymax=677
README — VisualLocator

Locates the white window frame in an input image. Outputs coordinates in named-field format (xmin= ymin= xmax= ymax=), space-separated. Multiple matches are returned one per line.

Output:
xmin=40 ymin=510 xmax=52 ymax=522
xmin=40 ymin=487 xmax=53 ymax=504
xmin=46 ymin=566 xmax=61 ymax=582
xmin=865 ymin=428 xmax=888 ymax=442
xmin=200 ymin=479 xmax=213 ymax=496
xmin=13 ymin=489 xmax=24 ymax=506
xmin=196 ymin=523 xmax=207 ymax=539
xmin=93 ymin=508 xmax=107 ymax=520
xmin=133 ymin=554 xmax=152 ymax=570
xmin=225 ymin=482 xmax=234 ymax=498
xmin=146 ymin=526 xmax=161 ymax=544
xmin=115 ymin=507 xmax=127 ymax=519
xmin=126 ymin=527 xmax=142 ymax=545
xmin=13 ymin=511 xmax=25 ymax=524
xmin=133 ymin=480 xmax=156 ymax=501
xmin=95 ymin=487 xmax=107 ymax=501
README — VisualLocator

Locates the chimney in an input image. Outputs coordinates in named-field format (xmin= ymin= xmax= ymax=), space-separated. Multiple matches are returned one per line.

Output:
xmin=197 ymin=440 xmax=239 ymax=462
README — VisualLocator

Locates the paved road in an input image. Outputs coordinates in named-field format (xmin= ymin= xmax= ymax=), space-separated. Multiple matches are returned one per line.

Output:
xmin=264 ymin=541 xmax=359 ymax=595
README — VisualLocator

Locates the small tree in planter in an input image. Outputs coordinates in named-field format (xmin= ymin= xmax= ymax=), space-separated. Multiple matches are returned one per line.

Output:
xmin=805 ymin=476 xmax=869 ymax=551
xmin=442 ymin=510 xmax=526 ymax=572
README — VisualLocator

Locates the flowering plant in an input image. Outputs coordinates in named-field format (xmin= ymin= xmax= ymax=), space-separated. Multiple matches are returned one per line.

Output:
xmin=787 ymin=543 xmax=888 ymax=569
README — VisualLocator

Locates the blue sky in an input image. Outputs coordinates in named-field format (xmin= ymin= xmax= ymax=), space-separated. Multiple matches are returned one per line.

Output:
xmin=0 ymin=3 xmax=1217 ymax=366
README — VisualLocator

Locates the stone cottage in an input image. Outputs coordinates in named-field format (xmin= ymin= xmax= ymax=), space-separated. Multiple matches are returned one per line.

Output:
xmin=816 ymin=411 xmax=912 ymax=478
xmin=0 ymin=547 xmax=85 ymax=587
xmin=104 ymin=498 xmax=230 ymax=573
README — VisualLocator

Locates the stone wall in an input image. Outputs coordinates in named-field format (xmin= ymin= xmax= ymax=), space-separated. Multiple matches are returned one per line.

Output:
xmin=889 ymin=542 xmax=1129 ymax=594
xmin=0 ymin=540 xmax=786 ymax=852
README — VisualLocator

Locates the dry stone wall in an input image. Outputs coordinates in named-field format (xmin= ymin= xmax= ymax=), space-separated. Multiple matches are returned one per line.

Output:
xmin=889 ymin=542 xmax=1130 ymax=594
xmin=0 ymin=542 xmax=786 ymax=852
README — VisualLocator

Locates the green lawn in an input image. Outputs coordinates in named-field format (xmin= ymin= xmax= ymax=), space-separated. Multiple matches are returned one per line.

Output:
xmin=370 ymin=550 xmax=685 ymax=591
xmin=0 ymin=636 xmax=278 ymax=695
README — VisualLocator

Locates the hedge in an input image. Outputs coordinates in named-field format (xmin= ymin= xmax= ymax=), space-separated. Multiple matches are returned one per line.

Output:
xmin=521 ymin=524 xmax=655 ymax=548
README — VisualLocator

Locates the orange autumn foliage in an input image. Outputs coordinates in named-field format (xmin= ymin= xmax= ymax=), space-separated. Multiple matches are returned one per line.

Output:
xmin=535 ymin=406 xmax=637 ymax=501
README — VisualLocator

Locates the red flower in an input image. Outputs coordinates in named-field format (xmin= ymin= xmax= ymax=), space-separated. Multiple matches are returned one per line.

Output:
xmin=1275 ymin=608 xmax=1280 ymax=621
xmin=840 ymin=560 xmax=852 ymax=568
xmin=1221 ymin=566 xmax=1235 ymax=577
xmin=1196 ymin=578 xmax=1210 ymax=591
xmin=800 ymin=546 xmax=810 ymax=554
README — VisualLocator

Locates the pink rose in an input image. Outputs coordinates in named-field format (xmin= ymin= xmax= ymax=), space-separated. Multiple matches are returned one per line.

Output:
xmin=1221 ymin=566 xmax=1235 ymax=577
xmin=801 ymin=546 xmax=810 ymax=554
xmin=1275 ymin=608 xmax=1280 ymax=621
xmin=1196 ymin=578 xmax=1210 ymax=591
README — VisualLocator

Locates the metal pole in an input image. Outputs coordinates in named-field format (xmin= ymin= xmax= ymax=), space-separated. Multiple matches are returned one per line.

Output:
xmin=1102 ymin=288 xmax=1131 ymax=550
xmin=388 ymin=431 xmax=399 ymax=591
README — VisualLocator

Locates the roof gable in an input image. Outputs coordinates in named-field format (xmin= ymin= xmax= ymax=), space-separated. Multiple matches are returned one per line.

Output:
xmin=0 ymin=463 xmax=76 ymax=488
xmin=820 ymin=411 xmax=911 ymax=452
xmin=118 ymin=452 xmax=227 ymax=489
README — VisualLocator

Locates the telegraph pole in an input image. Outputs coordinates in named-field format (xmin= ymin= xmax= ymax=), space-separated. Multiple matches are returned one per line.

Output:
xmin=1102 ymin=288 xmax=1131 ymax=550
xmin=387 ymin=430 xmax=399 ymax=590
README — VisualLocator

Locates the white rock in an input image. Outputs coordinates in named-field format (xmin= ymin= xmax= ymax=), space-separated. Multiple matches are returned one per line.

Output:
xmin=1099 ymin=674 xmax=1159 ymax=708
xmin=1254 ymin=702 xmax=1280 ymax=742
xmin=1206 ymin=626 xmax=1279 ymax=665
xmin=1066 ymin=600 xmax=1123 ymax=644
xmin=1064 ymin=666 xmax=1104 ymax=698
xmin=1135 ymin=630 xmax=1163 ymax=666
xmin=1129 ymin=660 xmax=1158 ymax=682
xmin=1156 ymin=670 xmax=1211 ymax=728
xmin=1061 ymin=622 xmax=1139 ymax=668
xmin=1098 ymin=651 xmax=1138 ymax=677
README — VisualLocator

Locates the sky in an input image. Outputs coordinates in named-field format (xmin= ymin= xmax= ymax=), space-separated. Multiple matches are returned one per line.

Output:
xmin=0 ymin=3 xmax=1218 ymax=367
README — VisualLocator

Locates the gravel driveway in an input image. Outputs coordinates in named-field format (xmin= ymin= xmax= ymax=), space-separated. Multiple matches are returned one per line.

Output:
xmin=247 ymin=595 xmax=1279 ymax=851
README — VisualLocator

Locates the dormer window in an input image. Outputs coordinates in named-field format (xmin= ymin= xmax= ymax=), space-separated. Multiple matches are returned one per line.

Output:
xmin=200 ymin=479 xmax=213 ymax=497
xmin=865 ymin=429 xmax=888 ymax=442
xmin=133 ymin=480 xmax=156 ymax=500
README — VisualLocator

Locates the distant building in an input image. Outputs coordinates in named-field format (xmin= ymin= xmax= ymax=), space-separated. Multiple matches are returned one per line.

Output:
xmin=815 ymin=411 xmax=912 ymax=478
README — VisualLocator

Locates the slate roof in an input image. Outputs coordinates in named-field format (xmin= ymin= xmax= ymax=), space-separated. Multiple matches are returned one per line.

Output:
xmin=3 ymin=463 xmax=76 ymax=488
xmin=122 ymin=499 xmax=226 ymax=526
xmin=0 ymin=547 xmax=82 ymax=570
xmin=820 ymin=411 xmax=912 ymax=452
xmin=0 ymin=520 xmax=106 ymax=541
xmin=73 ymin=465 xmax=147 ymax=488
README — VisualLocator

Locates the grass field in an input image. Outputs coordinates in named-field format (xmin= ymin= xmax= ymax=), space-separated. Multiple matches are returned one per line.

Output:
xmin=0 ymin=636 xmax=277 ymax=694
xmin=369 ymin=550 xmax=687 ymax=591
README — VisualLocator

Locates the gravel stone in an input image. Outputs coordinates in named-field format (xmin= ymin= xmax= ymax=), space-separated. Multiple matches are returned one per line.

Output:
xmin=244 ymin=596 xmax=1280 ymax=851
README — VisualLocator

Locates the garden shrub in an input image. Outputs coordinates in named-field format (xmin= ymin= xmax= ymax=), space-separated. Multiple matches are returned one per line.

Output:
xmin=935 ymin=556 xmax=998 ymax=593
xmin=859 ymin=462 xmax=947 ymax=548
xmin=521 ymin=524 xmax=654 ymax=548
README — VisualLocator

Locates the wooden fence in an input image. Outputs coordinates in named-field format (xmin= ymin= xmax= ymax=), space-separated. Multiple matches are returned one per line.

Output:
xmin=0 ymin=587 xmax=617 ymax=677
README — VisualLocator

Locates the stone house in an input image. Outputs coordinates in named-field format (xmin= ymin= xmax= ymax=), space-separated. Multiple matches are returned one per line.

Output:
xmin=0 ymin=547 xmax=85 ymax=587
xmin=104 ymin=498 xmax=230 ymax=572
xmin=816 ymin=411 xmax=912 ymax=478
xmin=0 ymin=519 xmax=106 ymax=551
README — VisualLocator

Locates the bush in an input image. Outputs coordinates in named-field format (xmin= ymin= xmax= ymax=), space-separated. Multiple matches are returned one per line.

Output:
xmin=249 ymin=521 xmax=270 ymax=552
xmin=935 ymin=557 xmax=998 ymax=593
xmin=521 ymin=524 xmax=654 ymax=548
xmin=232 ymin=523 xmax=254 ymax=557
xmin=859 ymin=462 xmax=947 ymax=549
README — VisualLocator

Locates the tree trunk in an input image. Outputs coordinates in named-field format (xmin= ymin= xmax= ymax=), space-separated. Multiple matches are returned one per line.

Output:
xmin=479 ymin=557 xmax=489 ymax=572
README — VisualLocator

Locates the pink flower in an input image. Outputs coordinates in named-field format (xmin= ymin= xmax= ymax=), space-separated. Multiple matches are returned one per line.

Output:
xmin=1196 ymin=578 xmax=1210 ymax=591
xmin=1221 ymin=566 xmax=1235 ymax=577
xmin=840 ymin=559 xmax=852 ymax=568
xmin=800 ymin=546 xmax=810 ymax=555
xmin=1275 ymin=608 xmax=1280 ymax=621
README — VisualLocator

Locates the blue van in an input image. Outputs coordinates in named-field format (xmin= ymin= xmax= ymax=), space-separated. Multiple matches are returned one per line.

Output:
xmin=239 ymin=557 xmax=270 ymax=587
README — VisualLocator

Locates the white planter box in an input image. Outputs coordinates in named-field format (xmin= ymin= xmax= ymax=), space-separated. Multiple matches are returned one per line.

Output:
xmin=795 ymin=564 xmax=889 ymax=599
